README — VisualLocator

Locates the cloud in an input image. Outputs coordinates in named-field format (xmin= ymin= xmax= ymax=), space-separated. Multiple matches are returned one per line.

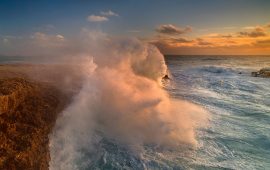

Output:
xmin=127 ymin=30 xmax=141 ymax=33
xmin=87 ymin=15 xmax=108 ymax=22
xmin=56 ymin=34 xmax=64 ymax=40
xmin=242 ymin=26 xmax=255 ymax=30
xmin=152 ymin=22 xmax=270 ymax=54
xmin=156 ymin=24 xmax=192 ymax=35
xmin=258 ymin=39 xmax=270 ymax=44
xmin=3 ymin=38 xmax=9 ymax=43
xmin=221 ymin=34 xmax=233 ymax=38
xmin=31 ymin=32 xmax=65 ymax=42
xmin=170 ymin=37 xmax=194 ymax=43
xmin=100 ymin=10 xmax=119 ymax=17
xmin=223 ymin=27 xmax=236 ymax=30
xmin=42 ymin=24 xmax=55 ymax=31
xmin=255 ymin=39 xmax=270 ymax=46
xmin=196 ymin=38 xmax=213 ymax=46
xmin=0 ymin=32 xmax=70 ymax=57
xmin=238 ymin=26 xmax=267 ymax=37
xmin=151 ymin=36 xmax=194 ymax=48
xmin=87 ymin=10 xmax=118 ymax=22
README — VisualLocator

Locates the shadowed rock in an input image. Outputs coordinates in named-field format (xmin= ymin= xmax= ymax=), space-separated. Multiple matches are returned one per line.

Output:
xmin=251 ymin=68 xmax=270 ymax=78
xmin=162 ymin=74 xmax=170 ymax=80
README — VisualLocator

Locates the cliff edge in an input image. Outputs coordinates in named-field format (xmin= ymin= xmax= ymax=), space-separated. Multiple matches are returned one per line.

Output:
xmin=0 ymin=77 xmax=66 ymax=169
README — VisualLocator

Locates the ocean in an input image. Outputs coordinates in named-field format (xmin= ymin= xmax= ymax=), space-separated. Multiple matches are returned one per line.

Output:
xmin=50 ymin=55 xmax=270 ymax=170
xmin=1 ymin=55 xmax=270 ymax=169
xmin=163 ymin=55 xmax=270 ymax=169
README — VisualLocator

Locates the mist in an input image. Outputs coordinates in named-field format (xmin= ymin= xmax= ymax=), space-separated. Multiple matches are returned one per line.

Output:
xmin=21 ymin=30 xmax=209 ymax=169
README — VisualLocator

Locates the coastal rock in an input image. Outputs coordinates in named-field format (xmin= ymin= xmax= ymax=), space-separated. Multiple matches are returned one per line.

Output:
xmin=162 ymin=74 xmax=170 ymax=80
xmin=251 ymin=68 xmax=270 ymax=78
xmin=0 ymin=78 xmax=66 ymax=169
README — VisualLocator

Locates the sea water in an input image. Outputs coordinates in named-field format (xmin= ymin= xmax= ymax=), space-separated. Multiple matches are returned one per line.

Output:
xmin=66 ymin=55 xmax=270 ymax=170
xmin=163 ymin=55 xmax=270 ymax=169
xmin=1 ymin=55 xmax=270 ymax=169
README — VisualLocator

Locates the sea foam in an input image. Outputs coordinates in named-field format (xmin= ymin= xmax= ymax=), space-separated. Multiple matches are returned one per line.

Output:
xmin=48 ymin=30 xmax=208 ymax=169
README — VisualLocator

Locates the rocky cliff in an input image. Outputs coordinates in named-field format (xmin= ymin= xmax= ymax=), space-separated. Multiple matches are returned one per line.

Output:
xmin=0 ymin=77 xmax=67 ymax=169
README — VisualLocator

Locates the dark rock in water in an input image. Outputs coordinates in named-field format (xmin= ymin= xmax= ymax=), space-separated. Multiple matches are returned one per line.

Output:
xmin=251 ymin=72 xmax=259 ymax=77
xmin=259 ymin=68 xmax=270 ymax=77
xmin=162 ymin=74 xmax=170 ymax=80
xmin=251 ymin=68 xmax=270 ymax=78
xmin=238 ymin=72 xmax=242 ymax=74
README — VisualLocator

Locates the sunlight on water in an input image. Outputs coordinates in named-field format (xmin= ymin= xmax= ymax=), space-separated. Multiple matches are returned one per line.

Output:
xmin=1 ymin=55 xmax=269 ymax=169
xmin=165 ymin=55 xmax=270 ymax=169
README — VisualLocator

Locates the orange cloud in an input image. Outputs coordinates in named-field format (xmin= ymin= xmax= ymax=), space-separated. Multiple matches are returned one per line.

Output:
xmin=156 ymin=24 xmax=192 ymax=35
xmin=254 ymin=39 xmax=270 ymax=47
xmin=238 ymin=26 xmax=267 ymax=37
xmin=152 ymin=22 xmax=270 ymax=55
xmin=196 ymin=38 xmax=213 ymax=46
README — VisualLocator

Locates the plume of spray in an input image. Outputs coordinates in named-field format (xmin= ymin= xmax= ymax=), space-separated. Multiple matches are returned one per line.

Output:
xmin=49 ymin=30 xmax=208 ymax=169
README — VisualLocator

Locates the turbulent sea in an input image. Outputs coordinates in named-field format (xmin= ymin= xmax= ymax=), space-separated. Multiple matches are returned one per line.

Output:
xmin=75 ymin=55 xmax=270 ymax=170
xmin=163 ymin=55 xmax=270 ymax=169
xmin=2 ymin=55 xmax=270 ymax=169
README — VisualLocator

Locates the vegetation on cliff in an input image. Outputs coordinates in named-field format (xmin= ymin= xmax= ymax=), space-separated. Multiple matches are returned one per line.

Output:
xmin=0 ymin=77 xmax=66 ymax=169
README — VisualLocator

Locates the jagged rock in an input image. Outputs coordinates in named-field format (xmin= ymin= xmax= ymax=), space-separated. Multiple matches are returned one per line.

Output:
xmin=0 ymin=78 xmax=32 ymax=115
xmin=162 ymin=74 xmax=170 ymax=80
xmin=0 ymin=78 xmax=67 ymax=170
xmin=251 ymin=68 xmax=270 ymax=78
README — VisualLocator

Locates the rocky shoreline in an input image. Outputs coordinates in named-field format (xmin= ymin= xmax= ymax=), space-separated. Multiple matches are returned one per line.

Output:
xmin=0 ymin=77 xmax=67 ymax=169
xmin=0 ymin=64 xmax=74 ymax=170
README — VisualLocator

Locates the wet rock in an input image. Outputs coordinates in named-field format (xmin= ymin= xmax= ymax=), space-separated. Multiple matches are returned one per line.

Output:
xmin=162 ymin=74 xmax=170 ymax=80
xmin=251 ymin=68 xmax=270 ymax=78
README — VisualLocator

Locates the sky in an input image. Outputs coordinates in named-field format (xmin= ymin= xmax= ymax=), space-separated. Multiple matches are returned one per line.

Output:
xmin=0 ymin=0 xmax=270 ymax=55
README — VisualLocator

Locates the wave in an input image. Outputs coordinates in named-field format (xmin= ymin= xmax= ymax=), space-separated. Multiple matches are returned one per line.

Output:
xmin=48 ymin=31 xmax=208 ymax=169
xmin=199 ymin=66 xmax=235 ymax=74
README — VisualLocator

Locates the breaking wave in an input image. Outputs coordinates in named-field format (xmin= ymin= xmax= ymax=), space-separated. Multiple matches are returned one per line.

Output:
xmin=48 ymin=31 xmax=208 ymax=169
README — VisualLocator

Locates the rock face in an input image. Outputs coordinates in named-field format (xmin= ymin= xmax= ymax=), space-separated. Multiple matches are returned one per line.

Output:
xmin=0 ymin=78 xmax=66 ymax=169
xmin=162 ymin=74 xmax=170 ymax=80
xmin=251 ymin=68 xmax=270 ymax=78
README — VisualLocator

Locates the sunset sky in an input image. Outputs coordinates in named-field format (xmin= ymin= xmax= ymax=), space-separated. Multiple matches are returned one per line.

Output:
xmin=1 ymin=0 xmax=270 ymax=55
